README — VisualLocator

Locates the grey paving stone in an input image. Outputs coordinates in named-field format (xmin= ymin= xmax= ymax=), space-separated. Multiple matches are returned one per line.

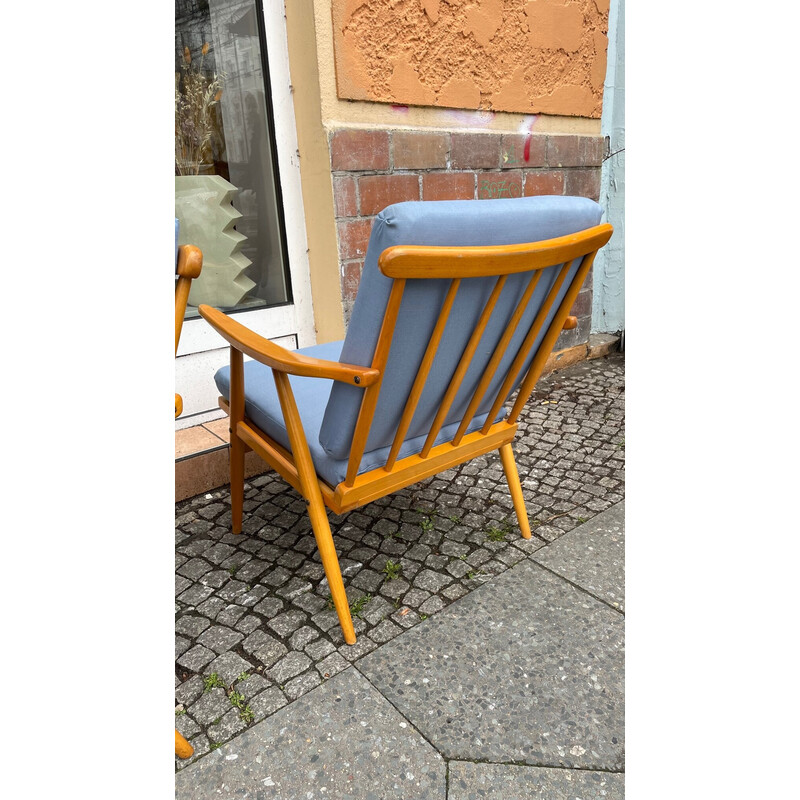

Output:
xmin=207 ymin=707 xmax=249 ymax=743
xmin=237 ymin=674 xmax=270 ymax=701
xmin=305 ymin=638 xmax=336 ymax=660
xmin=241 ymin=630 xmax=287 ymax=668
xmin=356 ymin=560 xmax=624 ymax=770
xmin=413 ymin=568 xmax=452 ymax=593
xmin=533 ymin=501 xmax=625 ymax=611
xmin=177 ymin=644 xmax=216 ymax=672
xmin=175 ymin=711 xmax=200 ymax=741
xmin=188 ymin=687 xmax=230 ymax=726
xmin=267 ymin=609 xmax=308 ymax=638
xmin=175 ymin=668 xmax=445 ymax=799
xmin=448 ymin=761 xmax=624 ymax=799
xmin=267 ymin=651 xmax=312 ymax=684
xmin=235 ymin=615 xmax=261 ymax=635
xmin=197 ymin=625 xmax=245 ymax=654
xmin=283 ymin=668 xmax=322 ymax=700
xmin=248 ymin=685 xmax=288 ymax=721
xmin=175 ymin=676 xmax=204 ymax=707
xmin=176 ymin=635 xmax=191 ymax=660
xmin=206 ymin=651 xmax=255 ymax=686
xmin=317 ymin=651 xmax=349 ymax=679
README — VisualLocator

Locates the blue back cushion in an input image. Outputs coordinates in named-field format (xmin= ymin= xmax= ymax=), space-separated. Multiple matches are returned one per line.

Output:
xmin=318 ymin=196 xmax=603 ymax=461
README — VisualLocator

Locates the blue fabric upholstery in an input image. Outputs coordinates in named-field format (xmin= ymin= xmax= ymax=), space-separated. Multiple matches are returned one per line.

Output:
xmin=318 ymin=195 xmax=603 ymax=460
xmin=213 ymin=196 xmax=602 ymax=487
xmin=213 ymin=340 xmax=492 ymax=488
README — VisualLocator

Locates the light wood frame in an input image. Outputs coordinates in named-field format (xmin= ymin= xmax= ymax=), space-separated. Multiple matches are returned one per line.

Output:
xmin=175 ymin=245 xmax=203 ymax=419
xmin=199 ymin=223 xmax=613 ymax=645
xmin=175 ymin=243 xmax=202 ymax=759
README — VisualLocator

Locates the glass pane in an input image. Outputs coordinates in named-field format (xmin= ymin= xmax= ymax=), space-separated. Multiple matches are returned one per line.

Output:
xmin=175 ymin=0 xmax=290 ymax=317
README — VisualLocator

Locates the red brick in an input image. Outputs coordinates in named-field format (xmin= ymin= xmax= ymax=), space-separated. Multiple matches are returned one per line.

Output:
xmin=477 ymin=171 xmax=522 ymax=200
xmin=422 ymin=172 xmax=476 ymax=201
xmin=583 ymin=136 xmax=604 ymax=167
xmin=570 ymin=287 xmax=593 ymax=317
xmin=564 ymin=168 xmax=601 ymax=201
xmin=337 ymin=218 xmax=374 ymax=260
xmin=500 ymin=134 xmax=546 ymax=169
xmin=393 ymin=131 xmax=449 ymax=169
xmin=546 ymin=134 xmax=583 ymax=168
xmin=333 ymin=175 xmax=357 ymax=217
xmin=450 ymin=133 xmax=500 ymax=169
xmin=358 ymin=174 xmax=420 ymax=215
xmin=523 ymin=170 xmax=565 ymax=197
xmin=342 ymin=259 xmax=364 ymax=303
xmin=330 ymin=129 xmax=390 ymax=171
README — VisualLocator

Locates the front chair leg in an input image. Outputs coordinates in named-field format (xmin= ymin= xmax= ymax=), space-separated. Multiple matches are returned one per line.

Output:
xmin=499 ymin=443 xmax=532 ymax=540
xmin=307 ymin=494 xmax=356 ymax=645
xmin=272 ymin=371 xmax=356 ymax=645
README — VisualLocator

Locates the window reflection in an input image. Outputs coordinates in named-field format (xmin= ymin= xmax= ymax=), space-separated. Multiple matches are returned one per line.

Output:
xmin=175 ymin=0 xmax=290 ymax=315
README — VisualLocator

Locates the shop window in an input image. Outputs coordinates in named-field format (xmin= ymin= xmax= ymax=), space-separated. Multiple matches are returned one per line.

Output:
xmin=175 ymin=0 xmax=291 ymax=316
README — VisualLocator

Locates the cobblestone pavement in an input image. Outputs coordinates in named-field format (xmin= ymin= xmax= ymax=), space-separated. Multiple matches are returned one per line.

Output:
xmin=175 ymin=352 xmax=625 ymax=769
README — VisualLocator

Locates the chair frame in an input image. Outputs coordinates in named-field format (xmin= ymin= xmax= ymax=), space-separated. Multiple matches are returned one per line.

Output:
xmin=175 ymin=244 xmax=203 ymax=418
xmin=175 ymin=243 xmax=203 ymax=760
xmin=199 ymin=223 xmax=612 ymax=645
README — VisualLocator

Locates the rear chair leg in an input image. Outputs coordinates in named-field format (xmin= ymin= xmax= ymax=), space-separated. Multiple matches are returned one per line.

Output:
xmin=499 ymin=443 xmax=532 ymax=540
xmin=229 ymin=430 xmax=245 ymax=535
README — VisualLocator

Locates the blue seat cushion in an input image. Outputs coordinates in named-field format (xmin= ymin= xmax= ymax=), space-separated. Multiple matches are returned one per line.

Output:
xmin=213 ymin=341 xmax=492 ymax=488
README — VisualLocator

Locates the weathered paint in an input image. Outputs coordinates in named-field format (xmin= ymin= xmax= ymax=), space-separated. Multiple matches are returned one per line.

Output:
xmin=331 ymin=0 xmax=609 ymax=118
xmin=592 ymin=0 xmax=624 ymax=334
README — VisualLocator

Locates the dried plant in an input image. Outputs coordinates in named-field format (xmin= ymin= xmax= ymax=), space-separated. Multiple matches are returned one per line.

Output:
xmin=175 ymin=43 xmax=224 ymax=175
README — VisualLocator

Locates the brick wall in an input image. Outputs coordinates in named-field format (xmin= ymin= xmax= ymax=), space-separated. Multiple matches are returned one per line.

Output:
xmin=329 ymin=127 xmax=603 ymax=351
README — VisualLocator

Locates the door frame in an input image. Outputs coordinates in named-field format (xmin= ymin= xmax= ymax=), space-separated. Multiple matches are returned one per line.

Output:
xmin=176 ymin=0 xmax=315 ymax=429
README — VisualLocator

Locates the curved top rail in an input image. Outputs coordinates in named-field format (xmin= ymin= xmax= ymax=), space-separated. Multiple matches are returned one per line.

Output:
xmin=378 ymin=223 xmax=613 ymax=279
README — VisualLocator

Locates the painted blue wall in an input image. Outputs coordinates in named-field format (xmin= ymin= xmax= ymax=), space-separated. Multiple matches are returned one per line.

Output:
xmin=592 ymin=0 xmax=625 ymax=335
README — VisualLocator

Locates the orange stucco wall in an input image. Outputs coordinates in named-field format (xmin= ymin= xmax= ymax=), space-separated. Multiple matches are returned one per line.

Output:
xmin=332 ymin=0 xmax=609 ymax=118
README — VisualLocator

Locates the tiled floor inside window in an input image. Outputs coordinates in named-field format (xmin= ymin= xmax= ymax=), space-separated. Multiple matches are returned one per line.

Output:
xmin=175 ymin=418 xmax=266 ymax=503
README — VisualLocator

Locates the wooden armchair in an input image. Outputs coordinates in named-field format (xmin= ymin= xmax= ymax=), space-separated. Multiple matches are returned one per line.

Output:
xmin=199 ymin=196 xmax=612 ymax=645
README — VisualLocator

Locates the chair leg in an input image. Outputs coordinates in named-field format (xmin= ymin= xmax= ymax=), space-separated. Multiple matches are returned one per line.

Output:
xmin=230 ymin=432 xmax=245 ymax=535
xmin=175 ymin=729 xmax=194 ymax=759
xmin=499 ymin=443 xmax=532 ymax=540
xmin=307 ymin=493 xmax=357 ymax=645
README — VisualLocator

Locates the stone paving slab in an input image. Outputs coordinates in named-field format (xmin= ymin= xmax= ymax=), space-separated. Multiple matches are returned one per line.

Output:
xmin=356 ymin=559 xmax=624 ymax=771
xmin=448 ymin=761 xmax=624 ymax=799
xmin=533 ymin=501 xmax=625 ymax=611
xmin=175 ymin=667 xmax=446 ymax=799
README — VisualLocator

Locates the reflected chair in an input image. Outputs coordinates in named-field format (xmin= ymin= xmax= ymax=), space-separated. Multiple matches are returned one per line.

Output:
xmin=175 ymin=231 xmax=203 ymax=760
xmin=199 ymin=196 xmax=612 ymax=645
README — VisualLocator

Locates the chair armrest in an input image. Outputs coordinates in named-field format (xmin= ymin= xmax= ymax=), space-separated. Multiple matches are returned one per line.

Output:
xmin=177 ymin=245 xmax=203 ymax=279
xmin=198 ymin=304 xmax=381 ymax=387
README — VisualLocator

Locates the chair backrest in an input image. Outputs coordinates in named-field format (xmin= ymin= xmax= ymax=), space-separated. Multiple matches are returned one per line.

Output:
xmin=318 ymin=196 xmax=610 ymax=484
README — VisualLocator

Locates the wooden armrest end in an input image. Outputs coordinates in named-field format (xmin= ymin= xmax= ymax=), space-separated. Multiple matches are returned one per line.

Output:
xmin=562 ymin=316 xmax=578 ymax=330
xmin=177 ymin=245 xmax=203 ymax=280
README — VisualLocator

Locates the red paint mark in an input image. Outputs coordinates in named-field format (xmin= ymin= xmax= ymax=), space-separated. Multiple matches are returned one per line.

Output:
xmin=522 ymin=118 xmax=538 ymax=162
xmin=391 ymin=104 xmax=409 ymax=112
